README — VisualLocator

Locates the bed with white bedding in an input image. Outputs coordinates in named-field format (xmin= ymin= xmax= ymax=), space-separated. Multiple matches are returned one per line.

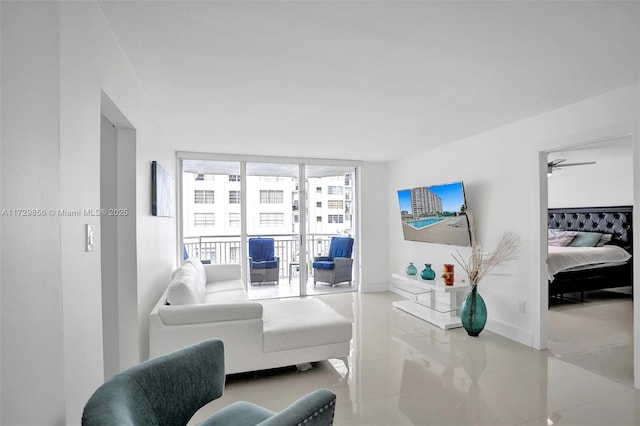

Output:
xmin=547 ymin=206 xmax=633 ymax=302
xmin=548 ymin=245 xmax=632 ymax=281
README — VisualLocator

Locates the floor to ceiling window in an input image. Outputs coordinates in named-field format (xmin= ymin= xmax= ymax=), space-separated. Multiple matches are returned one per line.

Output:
xmin=179 ymin=155 xmax=358 ymax=299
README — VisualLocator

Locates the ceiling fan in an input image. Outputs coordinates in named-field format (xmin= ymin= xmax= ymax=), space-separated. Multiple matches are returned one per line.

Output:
xmin=547 ymin=158 xmax=596 ymax=175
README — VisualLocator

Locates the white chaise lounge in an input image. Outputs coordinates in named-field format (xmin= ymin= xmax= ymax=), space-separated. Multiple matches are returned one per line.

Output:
xmin=149 ymin=258 xmax=352 ymax=374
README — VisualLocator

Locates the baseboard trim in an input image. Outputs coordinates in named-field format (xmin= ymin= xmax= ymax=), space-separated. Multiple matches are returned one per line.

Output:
xmin=486 ymin=318 xmax=534 ymax=347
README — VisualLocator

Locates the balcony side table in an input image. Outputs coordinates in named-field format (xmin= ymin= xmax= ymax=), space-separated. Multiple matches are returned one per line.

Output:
xmin=288 ymin=262 xmax=300 ymax=284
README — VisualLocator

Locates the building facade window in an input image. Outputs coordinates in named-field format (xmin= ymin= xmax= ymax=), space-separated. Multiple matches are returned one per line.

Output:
xmin=328 ymin=214 xmax=344 ymax=224
xmin=229 ymin=212 xmax=240 ymax=227
xmin=259 ymin=212 xmax=284 ymax=226
xmin=228 ymin=174 xmax=240 ymax=182
xmin=195 ymin=174 xmax=214 ymax=181
xmin=327 ymin=200 xmax=343 ymax=209
xmin=259 ymin=190 xmax=284 ymax=204
xmin=194 ymin=212 xmax=215 ymax=227
xmin=328 ymin=186 xmax=343 ymax=195
xmin=229 ymin=190 xmax=241 ymax=204
xmin=194 ymin=189 xmax=214 ymax=204
xmin=316 ymin=201 xmax=322 ymax=208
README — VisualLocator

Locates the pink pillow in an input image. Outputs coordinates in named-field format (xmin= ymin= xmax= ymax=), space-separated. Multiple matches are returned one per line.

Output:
xmin=548 ymin=230 xmax=577 ymax=247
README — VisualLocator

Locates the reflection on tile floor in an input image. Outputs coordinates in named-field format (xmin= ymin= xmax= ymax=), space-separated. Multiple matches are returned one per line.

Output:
xmin=548 ymin=290 xmax=634 ymax=387
xmin=190 ymin=291 xmax=639 ymax=426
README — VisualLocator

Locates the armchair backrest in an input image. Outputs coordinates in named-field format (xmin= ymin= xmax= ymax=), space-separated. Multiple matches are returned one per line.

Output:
xmin=82 ymin=339 xmax=225 ymax=426
xmin=328 ymin=237 xmax=354 ymax=260
xmin=249 ymin=238 xmax=276 ymax=262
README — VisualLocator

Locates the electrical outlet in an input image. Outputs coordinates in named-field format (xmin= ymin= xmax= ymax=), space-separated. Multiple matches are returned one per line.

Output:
xmin=517 ymin=300 xmax=526 ymax=314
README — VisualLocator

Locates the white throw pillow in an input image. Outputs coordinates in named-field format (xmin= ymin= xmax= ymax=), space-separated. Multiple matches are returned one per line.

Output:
xmin=184 ymin=258 xmax=207 ymax=289
xmin=547 ymin=230 xmax=577 ymax=247
xmin=166 ymin=263 xmax=202 ymax=305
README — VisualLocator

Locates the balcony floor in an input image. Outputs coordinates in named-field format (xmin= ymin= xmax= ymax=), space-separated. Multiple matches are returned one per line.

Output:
xmin=247 ymin=275 xmax=356 ymax=300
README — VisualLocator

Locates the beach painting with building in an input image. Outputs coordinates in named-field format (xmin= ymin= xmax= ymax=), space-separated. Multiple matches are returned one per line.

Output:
xmin=397 ymin=181 xmax=471 ymax=246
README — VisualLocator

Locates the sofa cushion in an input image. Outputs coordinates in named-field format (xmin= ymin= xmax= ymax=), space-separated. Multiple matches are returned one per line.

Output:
xmin=205 ymin=280 xmax=246 ymax=294
xmin=202 ymin=290 xmax=250 ymax=304
xmin=166 ymin=263 xmax=203 ymax=305
xmin=312 ymin=261 xmax=335 ymax=271
xmin=250 ymin=260 xmax=279 ymax=270
xmin=328 ymin=237 xmax=354 ymax=260
xmin=262 ymin=299 xmax=352 ymax=353
xmin=248 ymin=238 xmax=275 ymax=262
xmin=157 ymin=302 xmax=263 ymax=325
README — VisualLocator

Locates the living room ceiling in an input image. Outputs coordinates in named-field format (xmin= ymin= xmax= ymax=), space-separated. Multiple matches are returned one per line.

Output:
xmin=97 ymin=1 xmax=639 ymax=162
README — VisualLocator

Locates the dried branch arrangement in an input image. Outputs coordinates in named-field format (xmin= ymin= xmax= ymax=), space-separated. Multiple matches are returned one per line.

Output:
xmin=451 ymin=210 xmax=520 ymax=286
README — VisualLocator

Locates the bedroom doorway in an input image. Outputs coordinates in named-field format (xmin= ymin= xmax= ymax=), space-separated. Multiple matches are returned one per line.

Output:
xmin=544 ymin=135 xmax=634 ymax=386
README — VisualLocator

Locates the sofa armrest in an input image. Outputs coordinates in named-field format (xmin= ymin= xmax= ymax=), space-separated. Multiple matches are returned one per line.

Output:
xmin=157 ymin=302 xmax=263 ymax=326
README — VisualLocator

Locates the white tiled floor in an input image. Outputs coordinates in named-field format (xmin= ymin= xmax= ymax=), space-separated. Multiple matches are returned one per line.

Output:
xmin=190 ymin=291 xmax=639 ymax=426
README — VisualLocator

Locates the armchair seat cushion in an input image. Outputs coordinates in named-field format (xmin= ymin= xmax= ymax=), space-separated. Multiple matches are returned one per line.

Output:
xmin=251 ymin=259 xmax=279 ymax=269
xmin=312 ymin=260 xmax=335 ymax=270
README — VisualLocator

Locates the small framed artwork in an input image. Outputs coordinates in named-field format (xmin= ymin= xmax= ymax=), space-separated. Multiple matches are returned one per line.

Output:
xmin=151 ymin=160 xmax=175 ymax=217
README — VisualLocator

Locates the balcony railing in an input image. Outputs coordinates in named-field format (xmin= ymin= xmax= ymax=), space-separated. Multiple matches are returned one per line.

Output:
xmin=183 ymin=233 xmax=343 ymax=278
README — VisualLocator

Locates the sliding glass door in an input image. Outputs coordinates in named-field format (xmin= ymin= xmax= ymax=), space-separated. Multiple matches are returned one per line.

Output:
xmin=305 ymin=165 xmax=356 ymax=295
xmin=179 ymin=155 xmax=358 ymax=300
xmin=245 ymin=162 xmax=301 ymax=299
xmin=181 ymin=160 xmax=242 ymax=265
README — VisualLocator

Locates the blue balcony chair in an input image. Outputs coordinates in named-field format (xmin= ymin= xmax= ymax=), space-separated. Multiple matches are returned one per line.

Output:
xmin=248 ymin=237 xmax=280 ymax=285
xmin=312 ymin=237 xmax=354 ymax=287
xmin=82 ymin=339 xmax=337 ymax=426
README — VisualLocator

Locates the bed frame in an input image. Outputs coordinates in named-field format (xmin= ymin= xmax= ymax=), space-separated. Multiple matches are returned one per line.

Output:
xmin=548 ymin=205 xmax=633 ymax=302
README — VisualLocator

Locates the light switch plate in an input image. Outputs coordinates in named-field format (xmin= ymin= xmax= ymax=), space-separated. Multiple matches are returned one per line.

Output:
xmin=86 ymin=224 xmax=95 ymax=252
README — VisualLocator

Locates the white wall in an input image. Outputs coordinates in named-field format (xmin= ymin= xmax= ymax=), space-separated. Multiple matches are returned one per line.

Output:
xmin=547 ymin=136 xmax=633 ymax=208
xmin=1 ymin=2 xmax=66 ymax=424
xmin=388 ymin=84 xmax=639 ymax=347
xmin=358 ymin=162 xmax=390 ymax=292
xmin=1 ymin=1 xmax=177 ymax=423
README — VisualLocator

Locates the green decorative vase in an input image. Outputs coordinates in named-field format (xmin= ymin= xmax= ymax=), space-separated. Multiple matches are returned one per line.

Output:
xmin=421 ymin=264 xmax=436 ymax=280
xmin=406 ymin=262 xmax=418 ymax=276
xmin=460 ymin=286 xmax=487 ymax=336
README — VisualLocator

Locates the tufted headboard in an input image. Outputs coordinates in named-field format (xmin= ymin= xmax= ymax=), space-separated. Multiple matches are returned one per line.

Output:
xmin=548 ymin=206 xmax=633 ymax=251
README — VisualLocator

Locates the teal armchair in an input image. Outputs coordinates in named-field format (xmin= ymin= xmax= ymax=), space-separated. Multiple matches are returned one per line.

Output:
xmin=82 ymin=339 xmax=336 ymax=426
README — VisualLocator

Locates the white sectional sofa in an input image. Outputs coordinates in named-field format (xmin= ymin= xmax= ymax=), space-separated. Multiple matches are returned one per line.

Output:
xmin=149 ymin=258 xmax=352 ymax=374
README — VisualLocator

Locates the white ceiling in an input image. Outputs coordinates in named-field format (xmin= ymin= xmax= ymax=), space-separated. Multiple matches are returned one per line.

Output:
xmin=97 ymin=1 xmax=639 ymax=162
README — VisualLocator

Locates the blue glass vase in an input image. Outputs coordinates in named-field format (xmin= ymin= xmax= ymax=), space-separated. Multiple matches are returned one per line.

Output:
xmin=406 ymin=262 xmax=418 ymax=276
xmin=460 ymin=286 xmax=487 ymax=336
xmin=421 ymin=264 xmax=436 ymax=280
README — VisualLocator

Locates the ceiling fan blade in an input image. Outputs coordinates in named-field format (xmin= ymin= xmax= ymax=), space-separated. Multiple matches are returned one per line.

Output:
xmin=548 ymin=159 xmax=566 ymax=167
xmin=555 ymin=161 xmax=597 ymax=168
xmin=547 ymin=159 xmax=596 ymax=175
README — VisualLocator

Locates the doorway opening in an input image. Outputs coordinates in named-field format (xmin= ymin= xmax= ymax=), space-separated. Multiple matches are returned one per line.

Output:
xmin=100 ymin=93 xmax=138 ymax=379
xmin=544 ymin=136 xmax=634 ymax=386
